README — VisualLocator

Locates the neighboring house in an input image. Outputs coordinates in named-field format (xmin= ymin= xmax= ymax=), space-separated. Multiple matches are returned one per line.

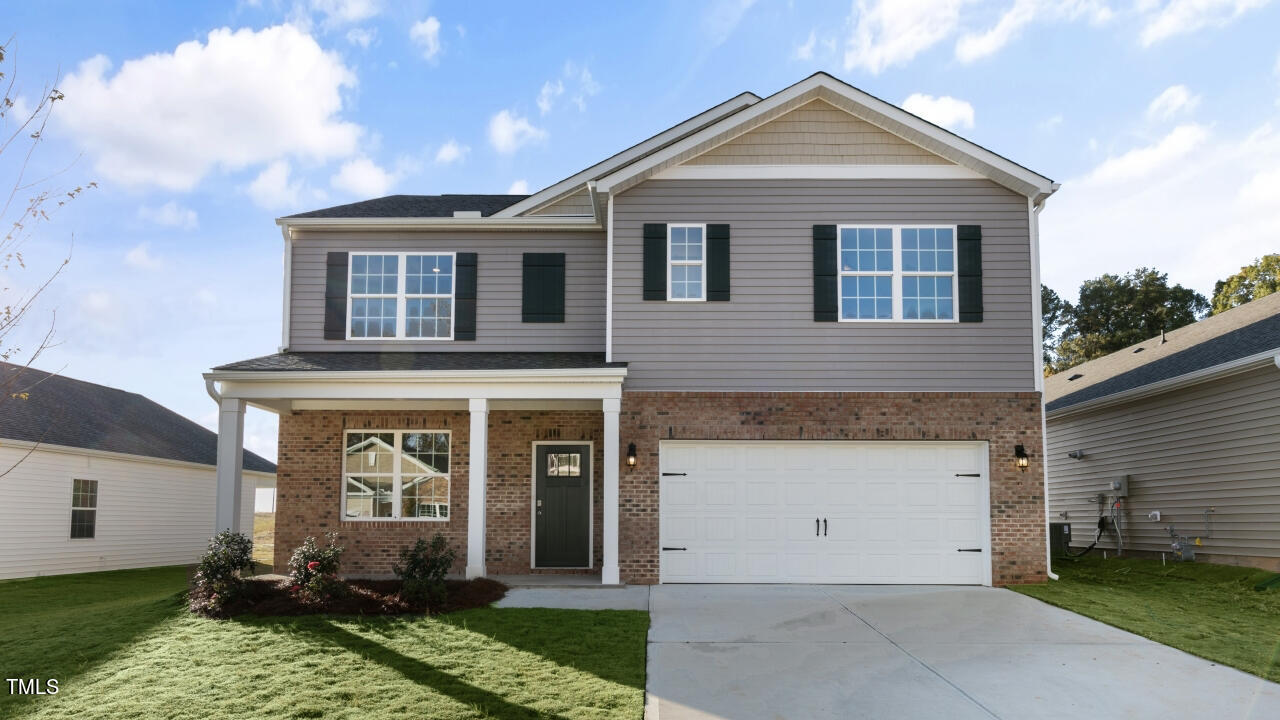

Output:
xmin=1044 ymin=292 xmax=1280 ymax=570
xmin=206 ymin=72 xmax=1058 ymax=587
xmin=0 ymin=362 xmax=275 ymax=579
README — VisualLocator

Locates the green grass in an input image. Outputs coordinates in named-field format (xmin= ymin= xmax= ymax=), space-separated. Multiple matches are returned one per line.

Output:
xmin=1013 ymin=556 xmax=1280 ymax=682
xmin=0 ymin=567 xmax=648 ymax=719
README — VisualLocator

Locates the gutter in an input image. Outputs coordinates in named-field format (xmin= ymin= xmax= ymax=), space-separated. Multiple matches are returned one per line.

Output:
xmin=275 ymin=216 xmax=602 ymax=232
xmin=279 ymin=224 xmax=292 ymax=352
xmin=1046 ymin=349 xmax=1280 ymax=421
xmin=203 ymin=367 xmax=629 ymax=383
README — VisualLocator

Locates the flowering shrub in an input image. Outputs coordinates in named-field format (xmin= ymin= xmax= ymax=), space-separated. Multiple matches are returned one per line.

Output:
xmin=393 ymin=535 xmax=455 ymax=608
xmin=286 ymin=532 xmax=345 ymax=603
xmin=189 ymin=530 xmax=255 ymax=617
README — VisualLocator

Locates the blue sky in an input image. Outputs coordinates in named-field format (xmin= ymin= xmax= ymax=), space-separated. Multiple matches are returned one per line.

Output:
xmin=4 ymin=0 xmax=1279 ymax=461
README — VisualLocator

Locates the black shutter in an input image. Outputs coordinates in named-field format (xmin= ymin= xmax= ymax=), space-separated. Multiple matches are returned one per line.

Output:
xmin=957 ymin=225 xmax=983 ymax=323
xmin=323 ymin=251 xmax=349 ymax=339
xmin=812 ymin=225 xmax=837 ymax=322
xmin=522 ymin=253 xmax=565 ymax=322
xmin=455 ymin=252 xmax=477 ymax=340
xmin=642 ymin=223 xmax=667 ymax=301
xmin=707 ymin=224 xmax=730 ymax=301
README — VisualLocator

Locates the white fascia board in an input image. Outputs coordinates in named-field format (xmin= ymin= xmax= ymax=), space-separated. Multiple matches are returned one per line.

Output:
xmin=276 ymin=216 xmax=602 ymax=232
xmin=1046 ymin=351 xmax=1280 ymax=421
xmin=213 ymin=377 xmax=625 ymax=402
xmin=494 ymin=91 xmax=761 ymax=217
xmin=0 ymin=438 xmax=276 ymax=478
xmin=595 ymin=73 xmax=1055 ymax=199
xmin=652 ymin=164 xmax=988 ymax=181
xmin=205 ymin=367 xmax=627 ymax=382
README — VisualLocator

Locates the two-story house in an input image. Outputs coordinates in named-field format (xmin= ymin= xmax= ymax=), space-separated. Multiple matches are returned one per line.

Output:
xmin=205 ymin=73 xmax=1057 ymax=586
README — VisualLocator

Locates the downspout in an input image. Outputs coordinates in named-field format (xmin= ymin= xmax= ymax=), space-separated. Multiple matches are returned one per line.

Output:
xmin=279 ymin=224 xmax=293 ymax=353
xmin=605 ymin=193 xmax=614 ymax=363
xmin=1029 ymin=195 xmax=1058 ymax=581
xmin=205 ymin=377 xmax=222 ymax=404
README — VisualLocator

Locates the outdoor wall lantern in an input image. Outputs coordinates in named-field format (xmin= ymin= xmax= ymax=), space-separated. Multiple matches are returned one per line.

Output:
xmin=1014 ymin=444 xmax=1030 ymax=471
xmin=626 ymin=443 xmax=637 ymax=468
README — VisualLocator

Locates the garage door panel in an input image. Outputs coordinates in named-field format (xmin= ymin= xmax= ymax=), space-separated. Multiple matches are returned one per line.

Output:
xmin=659 ymin=441 xmax=989 ymax=585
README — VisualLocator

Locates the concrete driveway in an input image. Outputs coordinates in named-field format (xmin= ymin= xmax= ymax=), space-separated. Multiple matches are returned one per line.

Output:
xmin=646 ymin=584 xmax=1280 ymax=720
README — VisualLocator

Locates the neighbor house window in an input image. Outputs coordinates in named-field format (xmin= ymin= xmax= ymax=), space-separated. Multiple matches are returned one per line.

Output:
xmin=349 ymin=253 xmax=455 ymax=339
xmin=838 ymin=226 xmax=956 ymax=322
xmin=668 ymin=225 xmax=705 ymax=301
xmin=343 ymin=430 xmax=450 ymax=520
xmin=70 ymin=479 xmax=97 ymax=539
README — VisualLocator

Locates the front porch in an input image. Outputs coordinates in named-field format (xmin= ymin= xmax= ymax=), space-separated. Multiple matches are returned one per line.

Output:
xmin=204 ymin=355 xmax=627 ymax=584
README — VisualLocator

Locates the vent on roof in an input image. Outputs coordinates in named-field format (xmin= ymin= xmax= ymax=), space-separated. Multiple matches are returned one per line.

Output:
xmin=453 ymin=210 xmax=482 ymax=218
xmin=1068 ymin=373 xmax=1083 ymax=381
xmin=1133 ymin=347 xmax=1145 ymax=353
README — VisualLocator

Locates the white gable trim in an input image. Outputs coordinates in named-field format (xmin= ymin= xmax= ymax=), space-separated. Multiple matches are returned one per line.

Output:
xmin=652 ymin=164 xmax=988 ymax=181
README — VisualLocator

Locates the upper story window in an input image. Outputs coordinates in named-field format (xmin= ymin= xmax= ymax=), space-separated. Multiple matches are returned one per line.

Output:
xmin=343 ymin=430 xmax=450 ymax=521
xmin=838 ymin=226 xmax=956 ymax=322
xmin=349 ymin=253 xmax=454 ymax=340
xmin=668 ymin=224 xmax=705 ymax=301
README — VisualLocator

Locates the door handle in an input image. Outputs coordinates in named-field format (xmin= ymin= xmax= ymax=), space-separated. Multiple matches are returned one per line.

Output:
xmin=957 ymin=548 xmax=983 ymax=553
xmin=662 ymin=472 xmax=687 ymax=477
xmin=816 ymin=518 xmax=819 ymax=536
xmin=662 ymin=546 xmax=687 ymax=551
xmin=955 ymin=473 xmax=981 ymax=477
xmin=823 ymin=518 xmax=827 ymax=536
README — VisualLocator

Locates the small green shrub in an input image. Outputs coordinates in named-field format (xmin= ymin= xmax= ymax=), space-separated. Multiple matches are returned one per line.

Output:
xmin=394 ymin=535 xmax=455 ymax=607
xmin=190 ymin=530 xmax=255 ymax=616
xmin=287 ymin=532 xmax=346 ymax=603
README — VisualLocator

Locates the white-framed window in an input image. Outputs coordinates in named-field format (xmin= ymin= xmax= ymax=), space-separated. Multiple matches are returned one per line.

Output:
xmin=348 ymin=252 xmax=455 ymax=340
xmin=838 ymin=225 xmax=957 ymax=322
xmin=668 ymin=224 xmax=706 ymax=301
xmin=342 ymin=430 xmax=451 ymax=521
xmin=70 ymin=478 xmax=97 ymax=539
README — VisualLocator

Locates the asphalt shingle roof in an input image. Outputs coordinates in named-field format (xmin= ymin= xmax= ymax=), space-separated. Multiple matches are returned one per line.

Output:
xmin=285 ymin=194 xmax=529 ymax=219
xmin=214 ymin=352 xmax=625 ymax=372
xmin=1045 ymin=293 xmax=1280 ymax=413
xmin=0 ymin=363 xmax=275 ymax=473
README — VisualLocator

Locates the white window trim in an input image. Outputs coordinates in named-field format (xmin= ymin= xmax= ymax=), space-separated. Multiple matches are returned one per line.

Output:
xmin=667 ymin=223 xmax=707 ymax=302
xmin=69 ymin=477 xmax=98 ymax=540
xmin=346 ymin=251 xmax=457 ymax=341
xmin=341 ymin=429 xmax=451 ymax=522
xmin=836 ymin=224 xmax=959 ymax=323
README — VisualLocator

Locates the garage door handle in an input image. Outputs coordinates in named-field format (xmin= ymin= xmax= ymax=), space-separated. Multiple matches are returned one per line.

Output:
xmin=955 ymin=473 xmax=981 ymax=477
xmin=662 ymin=472 xmax=687 ymax=477
xmin=823 ymin=518 xmax=827 ymax=536
xmin=662 ymin=546 xmax=687 ymax=551
xmin=816 ymin=518 xmax=820 ymax=536
xmin=957 ymin=548 xmax=983 ymax=552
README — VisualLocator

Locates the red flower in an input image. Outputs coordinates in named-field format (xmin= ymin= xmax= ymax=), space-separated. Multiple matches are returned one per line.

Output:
xmin=290 ymin=584 xmax=301 ymax=592
xmin=306 ymin=561 xmax=320 ymax=571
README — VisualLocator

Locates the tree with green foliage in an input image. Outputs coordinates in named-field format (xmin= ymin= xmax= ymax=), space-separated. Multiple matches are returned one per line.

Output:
xmin=1211 ymin=254 xmax=1280 ymax=315
xmin=1040 ymin=284 xmax=1068 ymax=370
xmin=1047 ymin=268 xmax=1208 ymax=374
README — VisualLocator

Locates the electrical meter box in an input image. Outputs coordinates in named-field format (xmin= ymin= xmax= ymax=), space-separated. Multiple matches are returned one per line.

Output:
xmin=1109 ymin=475 xmax=1130 ymax=498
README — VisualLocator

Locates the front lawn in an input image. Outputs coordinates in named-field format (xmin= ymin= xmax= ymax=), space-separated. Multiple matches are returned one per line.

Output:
xmin=0 ymin=567 xmax=648 ymax=719
xmin=1013 ymin=556 xmax=1280 ymax=682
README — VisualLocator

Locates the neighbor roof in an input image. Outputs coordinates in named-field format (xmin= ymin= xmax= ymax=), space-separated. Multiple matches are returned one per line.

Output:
xmin=1045 ymin=292 xmax=1280 ymax=413
xmin=213 ymin=352 xmax=625 ymax=372
xmin=286 ymin=194 xmax=528 ymax=219
xmin=0 ymin=363 xmax=275 ymax=473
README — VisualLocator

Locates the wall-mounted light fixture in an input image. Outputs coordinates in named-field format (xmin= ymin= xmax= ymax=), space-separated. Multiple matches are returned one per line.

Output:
xmin=1067 ymin=449 xmax=1086 ymax=460
xmin=1014 ymin=444 xmax=1030 ymax=471
xmin=626 ymin=442 xmax=637 ymax=468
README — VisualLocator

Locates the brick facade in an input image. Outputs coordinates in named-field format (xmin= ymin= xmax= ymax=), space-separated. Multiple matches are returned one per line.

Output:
xmin=617 ymin=391 xmax=1047 ymax=586
xmin=274 ymin=392 xmax=1046 ymax=587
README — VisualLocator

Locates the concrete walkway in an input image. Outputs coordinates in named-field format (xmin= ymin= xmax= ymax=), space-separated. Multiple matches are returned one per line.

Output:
xmin=646 ymin=584 xmax=1280 ymax=720
xmin=493 ymin=584 xmax=650 ymax=611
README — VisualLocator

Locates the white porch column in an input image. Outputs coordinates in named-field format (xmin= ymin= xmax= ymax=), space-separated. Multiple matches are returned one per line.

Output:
xmin=466 ymin=398 xmax=489 ymax=579
xmin=214 ymin=397 xmax=246 ymax=534
xmin=602 ymin=397 xmax=621 ymax=585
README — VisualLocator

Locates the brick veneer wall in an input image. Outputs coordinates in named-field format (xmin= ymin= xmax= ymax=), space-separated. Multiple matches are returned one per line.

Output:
xmin=617 ymin=391 xmax=1047 ymax=586
xmin=275 ymin=409 xmax=603 ymax=577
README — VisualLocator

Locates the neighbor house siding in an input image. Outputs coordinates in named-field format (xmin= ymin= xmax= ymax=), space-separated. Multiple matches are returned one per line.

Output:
xmin=0 ymin=444 xmax=260 ymax=579
xmin=287 ymin=230 xmax=606 ymax=352
xmin=528 ymin=188 xmax=593 ymax=216
xmin=611 ymin=179 xmax=1035 ymax=391
xmin=1046 ymin=365 xmax=1280 ymax=568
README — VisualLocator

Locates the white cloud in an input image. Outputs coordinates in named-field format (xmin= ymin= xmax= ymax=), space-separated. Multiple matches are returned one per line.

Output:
xmin=537 ymin=80 xmax=563 ymax=115
xmin=844 ymin=0 xmax=966 ymax=74
xmin=58 ymin=25 xmax=361 ymax=192
xmin=794 ymin=30 xmax=817 ymax=61
xmin=248 ymin=159 xmax=307 ymax=209
xmin=956 ymin=0 xmax=1112 ymax=63
xmin=1146 ymin=84 xmax=1200 ymax=121
xmin=434 ymin=139 xmax=469 ymax=164
xmin=137 ymin=201 xmax=197 ymax=230
xmin=1237 ymin=164 xmax=1280 ymax=208
xmin=902 ymin=93 xmax=975 ymax=130
xmin=1082 ymin=124 xmax=1208 ymax=185
xmin=487 ymin=109 xmax=547 ymax=154
xmin=331 ymin=155 xmax=396 ymax=197
xmin=345 ymin=27 xmax=376 ymax=48
xmin=124 ymin=242 xmax=162 ymax=270
xmin=309 ymin=0 xmax=380 ymax=27
xmin=507 ymin=179 xmax=530 ymax=194
xmin=703 ymin=0 xmax=758 ymax=47
xmin=410 ymin=17 xmax=442 ymax=60
xmin=1038 ymin=114 xmax=1065 ymax=132
xmin=1139 ymin=0 xmax=1272 ymax=47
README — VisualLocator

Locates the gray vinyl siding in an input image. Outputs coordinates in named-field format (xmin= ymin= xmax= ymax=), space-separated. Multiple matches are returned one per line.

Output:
xmin=1046 ymin=366 xmax=1280 ymax=560
xmin=611 ymin=179 xmax=1035 ymax=391
xmin=288 ymin=230 xmax=605 ymax=352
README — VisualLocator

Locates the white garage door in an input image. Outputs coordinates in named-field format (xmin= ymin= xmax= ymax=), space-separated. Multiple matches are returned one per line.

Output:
xmin=659 ymin=441 xmax=990 ymax=585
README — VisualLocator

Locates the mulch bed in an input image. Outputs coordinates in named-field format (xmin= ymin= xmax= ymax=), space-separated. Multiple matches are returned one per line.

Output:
xmin=219 ymin=577 xmax=508 ymax=617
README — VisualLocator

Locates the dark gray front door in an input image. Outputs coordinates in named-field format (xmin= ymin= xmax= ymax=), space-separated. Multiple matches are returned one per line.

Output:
xmin=535 ymin=444 xmax=591 ymax=567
